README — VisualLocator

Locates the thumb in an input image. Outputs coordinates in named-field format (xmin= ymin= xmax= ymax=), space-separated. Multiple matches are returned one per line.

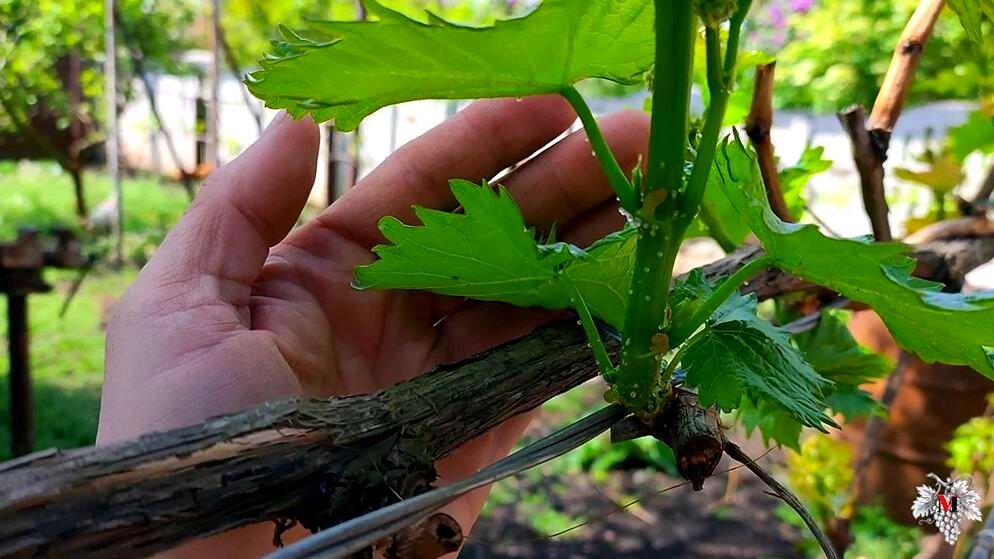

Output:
xmin=144 ymin=112 xmax=319 ymax=296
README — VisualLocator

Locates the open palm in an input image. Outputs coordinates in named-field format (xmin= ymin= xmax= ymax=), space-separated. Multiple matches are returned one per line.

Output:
xmin=98 ymin=96 xmax=648 ymax=557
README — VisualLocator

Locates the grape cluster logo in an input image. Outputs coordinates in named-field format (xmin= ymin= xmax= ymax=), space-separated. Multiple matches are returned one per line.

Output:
xmin=911 ymin=473 xmax=983 ymax=544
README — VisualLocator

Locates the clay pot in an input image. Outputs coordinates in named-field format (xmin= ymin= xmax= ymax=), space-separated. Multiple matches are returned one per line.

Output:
xmin=840 ymin=311 xmax=994 ymax=525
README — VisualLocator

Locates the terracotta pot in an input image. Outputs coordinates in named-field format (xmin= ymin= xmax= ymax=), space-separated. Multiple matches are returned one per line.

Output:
xmin=840 ymin=311 xmax=994 ymax=525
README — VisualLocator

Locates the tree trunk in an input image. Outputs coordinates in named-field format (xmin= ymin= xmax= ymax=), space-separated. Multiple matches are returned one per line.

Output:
xmin=69 ymin=166 xmax=87 ymax=219
xmin=67 ymin=50 xmax=88 ymax=220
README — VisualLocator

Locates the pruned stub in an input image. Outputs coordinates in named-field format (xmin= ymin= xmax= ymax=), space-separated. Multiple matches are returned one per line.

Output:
xmin=653 ymin=388 xmax=725 ymax=491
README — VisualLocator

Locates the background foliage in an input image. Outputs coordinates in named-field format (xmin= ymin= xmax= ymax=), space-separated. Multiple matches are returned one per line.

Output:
xmin=760 ymin=0 xmax=990 ymax=111
xmin=0 ymin=0 xmax=196 ymax=155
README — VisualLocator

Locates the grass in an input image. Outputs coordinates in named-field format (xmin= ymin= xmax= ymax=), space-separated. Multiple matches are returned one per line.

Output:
xmin=0 ymin=160 xmax=188 ymax=240
xmin=0 ymin=161 xmax=189 ymax=459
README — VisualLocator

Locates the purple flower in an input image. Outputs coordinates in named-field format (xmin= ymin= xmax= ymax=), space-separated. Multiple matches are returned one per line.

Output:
xmin=769 ymin=5 xmax=785 ymax=28
xmin=790 ymin=0 xmax=814 ymax=12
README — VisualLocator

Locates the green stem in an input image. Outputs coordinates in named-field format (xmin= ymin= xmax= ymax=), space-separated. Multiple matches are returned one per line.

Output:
xmin=561 ymin=275 xmax=615 ymax=376
xmin=723 ymin=0 xmax=753 ymax=86
xmin=705 ymin=27 xmax=724 ymax=94
xmin=678 ymin=0 xmax=752 ymax=229
xmin=669 ymin=256 xmax=772 ymax=346
xmin=614 ymin=1 xmax=696 ymax=415
xmin=561 ymin=86 xmax=637 ymax=212
xmin=681 ymin=27 xmax=729 ymax=222
xmin=699 ymin=203 xmax=738 ymax=252
xmin=934 ymin=189 xmax=946 ymax=221
xmin=645 ymin=2 xmax=696 ymax=196
xmin=660 ymin=334 xmax=697 ymax=383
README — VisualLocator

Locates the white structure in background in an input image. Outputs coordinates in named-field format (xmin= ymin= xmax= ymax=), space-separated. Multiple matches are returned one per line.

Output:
xmin=117 ymin=56 xmax=456 ymax=207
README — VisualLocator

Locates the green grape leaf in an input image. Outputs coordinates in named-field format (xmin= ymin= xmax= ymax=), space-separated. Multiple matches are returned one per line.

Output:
xmin=741 ymin=308 xmax=890 ymax=440
xmin=794 ymin=309 xmax=891 ymax=386
xmin=681 ymin=290 xmax=836 ymax=431
xmin=562 ymin=227 xmax=637 ymax=330
xmin=353 ymin=179 xmax=635 ymax=329
xmin=688 ymin=137 xmax=831 ymax=248
xmin=948 ymin=108 xmax=994 ymax=162
xmin=716 ymin=133 xmax=994 ymax=378
xmin=893 ymin=155 xmax=964 ymax=194
xmin=738 ymin=385 xmax=878 ymax=450
xmin=354 ymin=179 xmax=570 ymax=306
xmin=247 ymin=0 xmax=655 ymax=129
xmin=686 ymin=145 xmax=753 ymax=247
xmin=670 ymin=269 xmax=716 ymax=327
xmin=948 ymin=0 xmax=994 ymax=42
xmin=779 ymin=145 xmax=832 ymax=218
xmin=825 ymin=385 xmax=883 ymax=423
xmin=737 ymin=397 xmax=804 ymax=450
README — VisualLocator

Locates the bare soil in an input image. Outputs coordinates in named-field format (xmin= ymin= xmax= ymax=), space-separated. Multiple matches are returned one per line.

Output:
xmin=462 ymin=439 xmax=803 ymax=559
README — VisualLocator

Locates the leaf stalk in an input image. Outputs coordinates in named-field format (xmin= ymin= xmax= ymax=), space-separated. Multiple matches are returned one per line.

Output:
xmin=660 ymin=332 xmax=698 ymax=383
xmin=680 ymin=27 xmax=730 ymax=225
xmin=669 ymin=255 xmax=772 ymax=346
xmin=561 ymin=85 xmax=638 ymax=212
xmin=560 ymin=275 xmax=616 ymax=376
xmin=682 ymin=0 xmax=752 ymax=229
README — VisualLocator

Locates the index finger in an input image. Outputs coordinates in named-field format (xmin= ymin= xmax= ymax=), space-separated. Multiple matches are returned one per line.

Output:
xmin=314 ymin=95 xmax=575 ymax=248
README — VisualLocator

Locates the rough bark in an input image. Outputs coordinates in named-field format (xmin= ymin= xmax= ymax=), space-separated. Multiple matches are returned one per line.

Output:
xmin=0 ymin=236 xmax=991 ymax=558
xmin=610 ymin=390 xmax=725 ymax=491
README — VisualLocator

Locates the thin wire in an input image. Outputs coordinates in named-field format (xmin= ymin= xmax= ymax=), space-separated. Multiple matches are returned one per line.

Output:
xmin=465 ymin=447 xmax=776 ymax=546
xmin=265 ymin=405 xmax=627 ymax=559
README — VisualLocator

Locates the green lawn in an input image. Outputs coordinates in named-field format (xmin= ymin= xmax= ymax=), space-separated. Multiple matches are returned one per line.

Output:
xmin=0 ymin=161 xmax=189 ymax=458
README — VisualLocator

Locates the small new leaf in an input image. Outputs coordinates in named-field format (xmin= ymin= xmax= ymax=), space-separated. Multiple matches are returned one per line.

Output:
xmin=716 ymin=134 xmax=994 ymax=378
xmin=562 ymin=228 xmax=638 ymax=330
xmin=681 ymin=290 xmax=836 ymax=431
xmin=354 ymin=179 xmax=568 ymax=307
xmin=248 ymin=0 xmax=654 ymax=129
xmin=354 ymin=180 xmax=635 ymax=329
xmin=737 ymin=397 xmax=804 ymax=450
xmin=825 ymin=386 xmax=883 ymax=423
xmin=794 ymin=309 xmax=891 ymax=387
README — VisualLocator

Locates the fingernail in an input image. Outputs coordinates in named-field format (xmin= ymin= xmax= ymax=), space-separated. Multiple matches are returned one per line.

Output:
xmin=263 ymin=111 xmax=291 ymax=135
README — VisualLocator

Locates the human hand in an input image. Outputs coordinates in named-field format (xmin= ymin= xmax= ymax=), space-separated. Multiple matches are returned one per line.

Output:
xmin=98 ymin=96 xmax=648 ymax=556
